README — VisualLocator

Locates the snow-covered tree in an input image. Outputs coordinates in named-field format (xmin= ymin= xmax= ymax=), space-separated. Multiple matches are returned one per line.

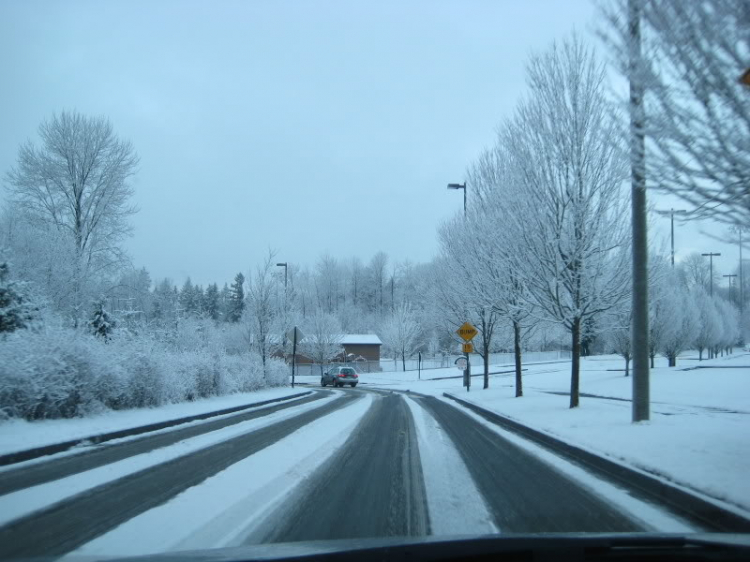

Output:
xmin=179 ymin=278 xmax=198 ymax=317
xmin=659 ymin=287 xmax=699 ymax=367
xmin=379 ymin=302 xmax=422 ymax=372
xmin=246 ymin=253 xmax=277 ymax=374
xmin=367 ymin=252 xmax=388 ymax=315
xmin=298 ymin=312 xmax=343 ymax=375
xmin=205 ymin=283 xmax=220 ymax=321
xmin=693 ymin=289 xmax=722 ymax=360
xmin=0 ymin=262 xmax=37 ymax=334
xmin=679 ymin=253 xmax=713 ymax=293
xmin=502 ymin=36 xmax=631 ymax=408
xmin=471 ymin=147 xmax=538 ymax=395
xmin=5 ymin=111 xmax=139 ymax=324
xmin=606 ymin=304 xmax=632 ymax=376
xmin=715 ymin=298 xmax=740 ymax=355
xmin=599 ymin=0 xmax=749 ymax=227
xmin=89 ymin=298 xmax=115 ymax=341
xmin=643 ymin=0 xmax=750 ymax=227
xmin=227 ymin=272 xmax=245 ymax=323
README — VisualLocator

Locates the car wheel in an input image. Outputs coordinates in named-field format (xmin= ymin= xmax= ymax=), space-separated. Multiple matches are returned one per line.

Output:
xmin=321 ymin=379 xmax=326 ymax=387
xmin=350 ymin=383 xmax=356 ymax=388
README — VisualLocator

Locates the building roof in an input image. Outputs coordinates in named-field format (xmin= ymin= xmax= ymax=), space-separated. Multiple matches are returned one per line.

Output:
xmin=340 ymin=334 xmax=382 ymax=345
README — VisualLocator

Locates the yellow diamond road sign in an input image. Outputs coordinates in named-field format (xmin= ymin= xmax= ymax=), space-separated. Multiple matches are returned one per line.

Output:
xmin=457 ymin=322 xmax=478 ymax=341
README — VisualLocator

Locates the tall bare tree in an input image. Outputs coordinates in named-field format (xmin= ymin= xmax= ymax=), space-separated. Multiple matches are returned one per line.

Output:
xmin=246 ymin=251 xmax=278 ymax=375
xmin=5 ymin=110 xmax=139 ymax=323
xmin=503 ymin=36 xmax=631 ymax=408
xmin=379 ymin=301 xmax=422 ymax=372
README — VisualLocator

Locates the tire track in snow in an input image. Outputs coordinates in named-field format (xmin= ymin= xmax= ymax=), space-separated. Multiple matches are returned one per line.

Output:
xmin=0 ymin=391 xmax=360 ymax=559
xmin=0 ymin=391 xmax=328 ymax=496
xmin=415 ymin=395 xmax=643 ymax=533
xmin=245 ymin=392 xmax=429 ymax=543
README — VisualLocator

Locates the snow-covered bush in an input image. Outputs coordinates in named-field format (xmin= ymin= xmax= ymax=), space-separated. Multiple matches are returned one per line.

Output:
xmin=265 ymin=358 xmax=290 ymax=388
xmin=0 ymin=321 xmax=288 ymax=420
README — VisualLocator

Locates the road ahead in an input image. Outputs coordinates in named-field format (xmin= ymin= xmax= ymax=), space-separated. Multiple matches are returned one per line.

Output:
xmin=0 ymin=388 xmax=684 ymax=559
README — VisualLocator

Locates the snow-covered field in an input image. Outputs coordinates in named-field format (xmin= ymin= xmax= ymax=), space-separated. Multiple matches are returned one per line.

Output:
xmin=364 ymin=351 xmax=750 ymax=514
xmin=0 ymin=387 xmax=304 ymax=457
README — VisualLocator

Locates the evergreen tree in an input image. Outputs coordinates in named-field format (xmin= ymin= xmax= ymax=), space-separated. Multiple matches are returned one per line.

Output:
xmin=219 ymin=283 xmax=231 ymax=321
xmin=0 ymin=262 xmax=36 ymax=334
xmin=205 ymin=283 xmax=220 ymax=321
xmin=193 ymin=284 xmax=205 ymax=316
xmin=179 ymin=278 xmax=196 ymax=316
xmin=227 ymin=272 xmax=245 ymax=322
xmin=89 ymin=298 xmax=115 ymax=341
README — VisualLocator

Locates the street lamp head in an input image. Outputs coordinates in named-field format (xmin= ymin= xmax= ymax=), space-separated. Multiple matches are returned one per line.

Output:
xmin=276 ymin=262 xmax=287 ymax=267
xmin=447 ymin=183 xmax=465 ymax=190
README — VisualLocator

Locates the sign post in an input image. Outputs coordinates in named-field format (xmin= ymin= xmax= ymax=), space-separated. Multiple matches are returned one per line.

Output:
xmin=286 ymin=327 xmax=305 ymax=388
xmin=456 ymin=322 xmax=478 ymax=392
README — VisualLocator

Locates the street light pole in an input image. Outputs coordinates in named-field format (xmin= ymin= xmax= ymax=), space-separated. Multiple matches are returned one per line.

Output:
xmin=447 ymin=183 xmax=467 ymax=216
xmin=448 ymin=181 xmax=469 ymax=390
xmin=701 ymin=253 xmax=721 ymax=297
xmin=276 ymin=262 xmax=288 ymax=291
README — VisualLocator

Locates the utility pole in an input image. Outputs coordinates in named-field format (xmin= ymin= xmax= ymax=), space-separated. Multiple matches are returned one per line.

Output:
xmin=448 ymin=181 xmax=471 ymax=391
xmin=701 ymin=253 xmax=721 ymax=296
xmin=629 ymin=0 xmax=649 ymax=422
xmin=724 ymin=274 xmax=738 ymax=303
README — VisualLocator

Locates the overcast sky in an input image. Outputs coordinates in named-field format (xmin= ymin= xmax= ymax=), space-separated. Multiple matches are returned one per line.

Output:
xmin=0 ymin=0 xmax=740 ymax=288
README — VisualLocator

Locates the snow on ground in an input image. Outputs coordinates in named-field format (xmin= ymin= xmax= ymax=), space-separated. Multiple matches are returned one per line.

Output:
xmin=366 ymin=351 xmax=750 ymax=515
xmin=0 ymin=387 xmax=303 ymax=456
xmin=66 ymin=392 xmax=373 ymax=558
xmin=0 ymin=392 xmax=340 ymax=528
xmin=404 ymin=396 xmax=498 ymax=535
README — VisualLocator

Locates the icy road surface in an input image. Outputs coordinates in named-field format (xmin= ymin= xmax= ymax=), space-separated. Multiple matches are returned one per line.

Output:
xmin=0 ymin=388 xmax=696 ymax=559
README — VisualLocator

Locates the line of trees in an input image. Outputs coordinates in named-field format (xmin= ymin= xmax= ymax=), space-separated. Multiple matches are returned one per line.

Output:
xmin=1 ymin=0 xmax=747 ymax=417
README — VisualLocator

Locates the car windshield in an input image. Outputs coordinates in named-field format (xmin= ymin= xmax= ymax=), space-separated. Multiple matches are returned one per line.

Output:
xmin=0 ymin=0 xmax=748 ymax=561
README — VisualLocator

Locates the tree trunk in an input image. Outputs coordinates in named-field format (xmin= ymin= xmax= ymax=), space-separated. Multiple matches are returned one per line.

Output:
xmin=625 ymin=355 xmax=630 ymax=376
xmin=698 ymin=348 xmax=703 ymax=361
xmin=649 ymin=352 xmax=654 ymax=369
xmin=570 ymin=318 xmax=581 ymax=408
xmin=402 ymin=350 xmax=406 ymax=372
xmin=513 ymin=320 xmax=523 ymax=397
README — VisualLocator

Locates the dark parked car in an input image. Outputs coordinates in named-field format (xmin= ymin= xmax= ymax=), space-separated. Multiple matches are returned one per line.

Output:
xmin=321 ymin=366 xmax=359 ymax=388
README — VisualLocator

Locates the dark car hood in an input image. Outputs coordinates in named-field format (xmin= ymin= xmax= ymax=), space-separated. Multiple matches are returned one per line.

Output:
xmin=56 ymin=532 xmax=750 ymax=562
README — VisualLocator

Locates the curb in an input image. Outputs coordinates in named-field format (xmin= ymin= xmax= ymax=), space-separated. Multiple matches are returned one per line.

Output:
xmin=0 ymin=390 xmax=313 ymax=467
xmin=443 ymin=392 xmax=750 ymax=533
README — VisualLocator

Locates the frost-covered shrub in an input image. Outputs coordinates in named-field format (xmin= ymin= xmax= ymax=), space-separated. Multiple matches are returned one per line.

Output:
xmin=265 ymin=358 xmax=290 ymax=388
xmin=122 ymin=345 xmax=164 ymax=408
xmin=0 ymin=320 xmax=289 ymax=420
xmin=0 ymin=327 xmax=124 ymax=419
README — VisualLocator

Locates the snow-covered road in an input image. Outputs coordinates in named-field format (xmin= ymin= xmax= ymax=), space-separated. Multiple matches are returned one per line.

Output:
xmin=0 ymin=386 xmax=727 ymax=559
